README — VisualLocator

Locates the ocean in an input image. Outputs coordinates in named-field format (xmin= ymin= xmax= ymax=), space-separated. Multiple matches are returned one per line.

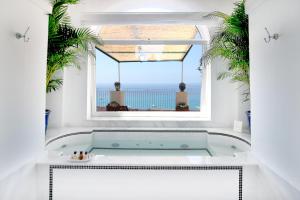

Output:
xmin=96 ymin=83 xmax=201 ymax=111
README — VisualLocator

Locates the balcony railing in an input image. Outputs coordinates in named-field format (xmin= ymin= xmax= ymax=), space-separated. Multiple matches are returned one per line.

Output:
xmin=96 ymin=88 xmax=200 ymax=111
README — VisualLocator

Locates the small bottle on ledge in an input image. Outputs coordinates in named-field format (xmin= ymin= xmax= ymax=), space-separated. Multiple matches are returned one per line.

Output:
xmin=79 ymin=151 xmax=84 ymax=160
xmin=71 ymin=151 xmax=77 ymax=159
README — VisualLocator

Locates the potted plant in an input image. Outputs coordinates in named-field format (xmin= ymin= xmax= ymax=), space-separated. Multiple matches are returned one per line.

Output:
xmin=176 ymin=103 xmax=189 ymax=111
xmin=201 ymin=0 xmax=251 ymax=128
xmin=179 ymin=82 xmax=186 ymax=92
xmin=45 ymin=109 xmax=51 ymax=131
xmin=45 ymin=0 xmax=101 ymax=131
xmin=114 ymin=81 xmax=121 ymax=91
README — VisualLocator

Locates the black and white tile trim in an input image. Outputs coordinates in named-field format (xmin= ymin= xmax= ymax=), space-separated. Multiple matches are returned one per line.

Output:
xmin=49 ymin=165 xmax=243 ymax=200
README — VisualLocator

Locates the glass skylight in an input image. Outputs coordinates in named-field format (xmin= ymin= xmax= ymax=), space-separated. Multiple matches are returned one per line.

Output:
xmin=96 ymin=25 xmax=198 ymax=62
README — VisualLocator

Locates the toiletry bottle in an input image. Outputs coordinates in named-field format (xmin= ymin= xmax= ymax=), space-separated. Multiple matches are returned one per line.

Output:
xmin=72 ymin=151 xmax=77 ymax=159
xmin=84 ymin=151 xmax=88 ymax=159
xmin=79 ymin=151 xmax=84 ymax=160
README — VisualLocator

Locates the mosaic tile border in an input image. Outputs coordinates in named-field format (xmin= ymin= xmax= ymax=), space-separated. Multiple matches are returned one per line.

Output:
xmin=49 ymin=165 xmax=243 ymax=200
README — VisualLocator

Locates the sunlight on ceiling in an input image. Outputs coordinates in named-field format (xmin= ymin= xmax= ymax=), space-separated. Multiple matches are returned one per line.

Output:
xmin=97 ymin=25 xmax=198 ymax=62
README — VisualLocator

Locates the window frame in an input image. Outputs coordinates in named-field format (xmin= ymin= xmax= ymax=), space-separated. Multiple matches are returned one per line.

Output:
xmin=87 ymin=26 xmax=211 ymax=121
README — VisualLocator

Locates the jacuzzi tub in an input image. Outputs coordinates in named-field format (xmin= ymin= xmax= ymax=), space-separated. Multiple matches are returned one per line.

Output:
xmin=46 ymin=129 xmax=250 ymax=157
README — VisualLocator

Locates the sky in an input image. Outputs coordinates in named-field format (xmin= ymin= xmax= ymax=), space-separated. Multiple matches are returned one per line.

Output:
xmin=96 ymin=44 xmax=202 ymax=86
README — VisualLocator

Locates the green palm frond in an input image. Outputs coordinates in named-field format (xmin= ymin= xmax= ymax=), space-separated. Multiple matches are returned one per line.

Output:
xmin=204 ymin=11 xmax=230 ymax=20
xmin=201 ymin=0 xmax=249 ymax=101
xmin=46 ymin=0 xmax=102 ymax=93
xmin=47 ymin=78 xmax=63 ymax=93
xmin=217 ymin=71 xmax=232 ymax=80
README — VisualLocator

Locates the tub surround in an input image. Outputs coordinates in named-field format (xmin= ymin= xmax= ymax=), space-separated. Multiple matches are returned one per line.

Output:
xmin=46 ymin=127 xmax=251 ymax=144
xmin=39 ymin=153 xmax=256 ymax=167
xmin=39 ymin=128 xmax=254 ymax=200
xmin=41 ymin=128 xmax=252 ymax=200
xmin=42 ymin=127 xmax=252 ymax=167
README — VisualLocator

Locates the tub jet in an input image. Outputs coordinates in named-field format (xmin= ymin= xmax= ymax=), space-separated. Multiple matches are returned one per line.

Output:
xmin=112 ymin=143 xmax=120 ymax=148
xmin=180 ymin=144 xmax=189 ymax=149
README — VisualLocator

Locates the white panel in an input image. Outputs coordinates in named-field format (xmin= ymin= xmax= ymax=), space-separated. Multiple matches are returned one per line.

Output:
xmin=52 ymin=167 xmax=239 ymax=200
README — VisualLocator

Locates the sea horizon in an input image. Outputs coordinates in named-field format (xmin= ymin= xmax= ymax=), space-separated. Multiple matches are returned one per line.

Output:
xmin=96 ymin=83 xmax=201 ymax=111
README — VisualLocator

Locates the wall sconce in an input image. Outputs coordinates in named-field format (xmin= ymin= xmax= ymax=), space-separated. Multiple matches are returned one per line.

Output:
xmin=264 ymin=27 xmax=279 ymax=43
xmin=15 ymin=26 xmax=30 ymax=42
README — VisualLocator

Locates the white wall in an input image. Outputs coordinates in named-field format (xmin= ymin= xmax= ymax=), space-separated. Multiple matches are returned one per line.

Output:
xmin=0 ymin=0 xmax=49 ymax=198
xmin=248 ymin=0 xmax=300 ymax=192
xmin=72 ymin=0 xmax=236 ymax=13
xmin=69 ymin=0 xmax=236 ymax=27
xmin=46 ymin=0 xmax=249 ymax=129
xmin=46 ymin=71 xmax=65 ymax=128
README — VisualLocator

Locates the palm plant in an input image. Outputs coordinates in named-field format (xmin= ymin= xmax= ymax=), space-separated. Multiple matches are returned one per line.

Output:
xmin=201 ymin=0 xmax=249 ymax=100
xmin=47 ymin=0 xmax=101 ymax=93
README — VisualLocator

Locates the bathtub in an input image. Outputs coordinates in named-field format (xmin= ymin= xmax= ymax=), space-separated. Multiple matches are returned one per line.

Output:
xmin=40 ymin=129 xmax=253 ymax=200
xmin=46 ymin=129 xmax=250 ymax=157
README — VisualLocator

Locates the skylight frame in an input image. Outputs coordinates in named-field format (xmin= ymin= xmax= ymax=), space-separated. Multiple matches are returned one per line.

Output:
xmin=96 ymin=24 xmax=203 ymax=62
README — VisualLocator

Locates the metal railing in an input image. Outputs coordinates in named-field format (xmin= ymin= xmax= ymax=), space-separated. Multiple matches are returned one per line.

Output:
xmin=96 ymin=88 xmax=200 ymax=111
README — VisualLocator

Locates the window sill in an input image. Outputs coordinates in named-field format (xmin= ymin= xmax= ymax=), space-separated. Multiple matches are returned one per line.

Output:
xmin=88 ymin=111 xmax=211 ymax=121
